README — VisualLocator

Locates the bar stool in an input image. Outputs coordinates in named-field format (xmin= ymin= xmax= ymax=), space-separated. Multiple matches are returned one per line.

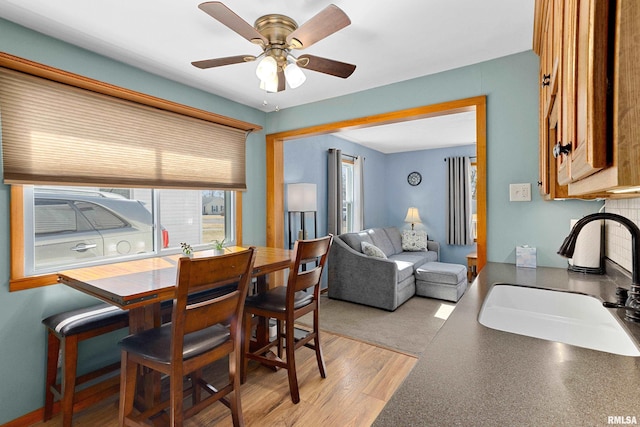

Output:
xmin=42 ymin=303 xmax=129 ymax=427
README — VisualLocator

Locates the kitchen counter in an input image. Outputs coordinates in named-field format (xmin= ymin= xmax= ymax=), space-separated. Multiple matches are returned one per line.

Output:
xmin=374 ymin=262 xmax=640 ymax=426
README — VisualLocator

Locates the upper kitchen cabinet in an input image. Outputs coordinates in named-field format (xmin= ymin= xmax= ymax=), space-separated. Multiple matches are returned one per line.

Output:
xmin=534 ymin=0 xmax=639 ymax=198
xmin=535 ymin=0 xmax=567 ymax=199
xmin=570 ymin=0 xmax=640 ymax=196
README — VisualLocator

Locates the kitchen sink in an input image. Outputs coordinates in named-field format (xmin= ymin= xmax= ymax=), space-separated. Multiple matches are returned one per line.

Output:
xmin=478 ymin=284 xmax=640 ymax=357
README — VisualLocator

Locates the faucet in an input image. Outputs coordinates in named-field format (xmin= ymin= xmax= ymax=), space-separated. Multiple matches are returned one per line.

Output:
xmin=557 ymin=212 xmax=640 ymax=322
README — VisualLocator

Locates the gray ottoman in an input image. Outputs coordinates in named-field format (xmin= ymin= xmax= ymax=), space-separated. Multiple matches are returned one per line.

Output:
xmin=415 ymin=262 xmax=468 ymax=302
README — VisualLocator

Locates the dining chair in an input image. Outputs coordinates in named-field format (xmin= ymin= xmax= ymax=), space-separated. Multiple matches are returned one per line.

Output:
xmin=42 ymin=303 xmax=129 ymax=427
xmin=242 ymin=235 xmax=333 ymax=404
xmin=118 ymin=247 xmax=257 ymax=427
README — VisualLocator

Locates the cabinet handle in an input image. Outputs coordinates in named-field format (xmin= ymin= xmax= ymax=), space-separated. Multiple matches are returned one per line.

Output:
xmin=552 ymin=141 xmax=572 ymax=158
xmin=541 ymin=74 xmax=551 ymax=87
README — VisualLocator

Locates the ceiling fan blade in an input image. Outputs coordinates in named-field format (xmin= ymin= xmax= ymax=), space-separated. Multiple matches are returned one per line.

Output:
xmin=198 ymin=2 xmax=268 ymax=46
xmin=191 ymin=55 xmax=256 ymax=69
xmin=286 ymin=4 xmax=351 ymax=49
xmin=297 ymin=54 xmax=356 ymax=78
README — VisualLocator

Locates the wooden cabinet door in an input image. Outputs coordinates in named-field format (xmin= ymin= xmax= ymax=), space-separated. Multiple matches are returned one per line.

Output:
xmin=556 ymin=0 xmax=576 ymax=186
xmin=569 ymin=0 xmax=609 ymax=181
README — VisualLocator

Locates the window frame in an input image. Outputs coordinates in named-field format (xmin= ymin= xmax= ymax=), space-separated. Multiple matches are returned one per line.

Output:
xmin=2 ymin=53 xmax=254 ymax=291
xmin=341 ymin=159 xmax=356 ymax=233
xmin=10 ymin=185 xmax=243 ymax=291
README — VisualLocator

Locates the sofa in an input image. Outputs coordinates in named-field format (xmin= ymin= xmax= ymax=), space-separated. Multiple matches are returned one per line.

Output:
xmin=327 ymin=227 xmax=440 ymax=311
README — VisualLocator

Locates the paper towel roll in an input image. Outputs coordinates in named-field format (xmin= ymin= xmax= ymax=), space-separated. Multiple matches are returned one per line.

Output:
xmin=569 ymin=218 xmax=602 ymax=269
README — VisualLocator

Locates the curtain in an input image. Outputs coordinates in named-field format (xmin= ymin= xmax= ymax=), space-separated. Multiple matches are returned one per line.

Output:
xmin=0 ymin=67 xmax=247 ymax=190
xmin=446 ymin=156 xmax=473 ymax=245
xmin=327 ymin=148 xmax=343 ymax=235
xmin=353 ymin=156 xmax=365 ymax=231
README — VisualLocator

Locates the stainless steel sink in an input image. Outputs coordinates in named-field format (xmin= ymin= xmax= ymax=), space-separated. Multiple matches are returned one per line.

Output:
xmin=478 ymin=284 xmax=640 ymax=357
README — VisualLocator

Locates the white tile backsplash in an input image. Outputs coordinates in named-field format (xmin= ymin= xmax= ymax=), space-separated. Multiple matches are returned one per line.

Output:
xmin=604 ymin=198 xmax=640 ymax=272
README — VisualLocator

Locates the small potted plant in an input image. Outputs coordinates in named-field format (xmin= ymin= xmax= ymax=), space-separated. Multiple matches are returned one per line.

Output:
xmin=180 ymin=242 xmax=194 ymax=257
xmin=212 ymin=238 xmax=226 ymax=255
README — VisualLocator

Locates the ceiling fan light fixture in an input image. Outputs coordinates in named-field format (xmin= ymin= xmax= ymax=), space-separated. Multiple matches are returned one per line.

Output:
xmin=259 ymin=73 xmax=279 ymax=93
xmin=255 ymin=55 xmax=277 ymax=81
xmin=284 ymin=62 xmax=306 ymax=89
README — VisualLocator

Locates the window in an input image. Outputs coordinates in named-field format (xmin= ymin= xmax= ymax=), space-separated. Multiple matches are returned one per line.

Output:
xmin=22 ymin=185 xmax=235 ymax=275
xmin=341 ymin=159 xmax=355 ymax=233
xmin=2 ymin=53 xmax=256 ymax=291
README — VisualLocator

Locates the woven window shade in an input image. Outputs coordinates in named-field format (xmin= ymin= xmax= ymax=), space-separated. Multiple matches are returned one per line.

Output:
xmin=0 ymin=67 xmax=246 ymax=190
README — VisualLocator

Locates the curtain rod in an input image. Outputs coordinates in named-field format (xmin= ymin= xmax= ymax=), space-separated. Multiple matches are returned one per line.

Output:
xmin=444 ymin=156 xmax=477 ymax=162
xmin=329 ymin=148 xmax=358 ymax=160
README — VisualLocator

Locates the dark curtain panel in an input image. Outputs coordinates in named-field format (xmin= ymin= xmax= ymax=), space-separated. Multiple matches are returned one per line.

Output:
xmin=446 ymin=156 xmax=473 ymax=245
xmin=327 ymin=148 xmax=343 ymax=235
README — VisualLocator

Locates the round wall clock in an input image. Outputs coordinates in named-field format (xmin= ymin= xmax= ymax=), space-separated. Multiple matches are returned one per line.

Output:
xmin=407 ymin=171 xmax=422 ymax=186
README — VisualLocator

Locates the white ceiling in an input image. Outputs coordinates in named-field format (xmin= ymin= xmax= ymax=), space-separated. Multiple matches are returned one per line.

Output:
xmin=0 ymin=0 xmax=535 ymax=152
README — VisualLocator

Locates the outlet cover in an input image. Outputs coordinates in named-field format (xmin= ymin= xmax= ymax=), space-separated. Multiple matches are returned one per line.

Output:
xmin=509 ymin=183 xmax=531 ymax=202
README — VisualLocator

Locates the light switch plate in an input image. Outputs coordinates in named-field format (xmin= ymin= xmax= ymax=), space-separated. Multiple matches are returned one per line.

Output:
xmin=509 ymin=183 xmax=531 ymax=202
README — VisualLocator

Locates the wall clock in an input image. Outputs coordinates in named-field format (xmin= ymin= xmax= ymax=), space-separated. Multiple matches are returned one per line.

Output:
xmin=407 ymin=171 xmax=422 ymax=186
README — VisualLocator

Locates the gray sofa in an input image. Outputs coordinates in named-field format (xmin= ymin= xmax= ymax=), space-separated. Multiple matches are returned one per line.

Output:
xmin=327 ymin=227 xmax=439 ymax=311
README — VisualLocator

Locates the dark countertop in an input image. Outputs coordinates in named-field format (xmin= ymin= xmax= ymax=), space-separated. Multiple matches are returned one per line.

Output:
xmin=374 ymin=262 xmax=640 ymax=427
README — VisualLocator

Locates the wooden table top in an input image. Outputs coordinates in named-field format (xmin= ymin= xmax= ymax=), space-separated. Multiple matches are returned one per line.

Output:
xmin=58 ymin=246 xmax=292 ymax=310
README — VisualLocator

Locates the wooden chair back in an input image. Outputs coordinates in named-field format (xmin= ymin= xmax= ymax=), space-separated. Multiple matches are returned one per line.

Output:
xmin=286 ymin=235 xmax=333 ymax=304
xmin=171 ymin=248 xmax=256 ymax=362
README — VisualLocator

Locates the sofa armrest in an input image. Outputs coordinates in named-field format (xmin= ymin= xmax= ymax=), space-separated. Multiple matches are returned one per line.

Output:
xmin=427 ymin=240 xmax=440 ymax=261
xmin=327 ymin=237 xmax=400 ymax=311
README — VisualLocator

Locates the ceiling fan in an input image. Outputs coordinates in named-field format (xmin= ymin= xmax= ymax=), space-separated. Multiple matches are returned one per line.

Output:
xmin=191 ymin=2 xmax=356 ymax=92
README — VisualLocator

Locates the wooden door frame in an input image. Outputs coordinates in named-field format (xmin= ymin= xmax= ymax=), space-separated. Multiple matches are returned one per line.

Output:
xmin=265 ymin=95 xmax=487 ymax=271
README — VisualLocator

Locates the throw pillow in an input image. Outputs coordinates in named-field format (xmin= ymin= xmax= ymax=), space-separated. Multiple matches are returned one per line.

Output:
xmin=361 ymin=241 xmax=387 ymax=259
xmin=402 ymin=230 xmax=428 ymax=251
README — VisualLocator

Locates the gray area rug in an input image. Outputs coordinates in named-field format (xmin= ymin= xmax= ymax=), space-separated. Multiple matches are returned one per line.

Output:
xmin=298 ymin=294 xmax=452 ymax=356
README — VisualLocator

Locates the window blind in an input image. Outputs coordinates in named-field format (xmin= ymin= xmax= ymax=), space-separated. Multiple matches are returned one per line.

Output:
xmin=0 ymin=67 xmax=247 ymax=190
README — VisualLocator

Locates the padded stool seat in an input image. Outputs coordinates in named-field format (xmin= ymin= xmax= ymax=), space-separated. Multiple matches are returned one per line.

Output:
xmin=415 ymin=262 xmax=468 ymax=302
xmin=43 ymin=303 xmax=128 ymax=427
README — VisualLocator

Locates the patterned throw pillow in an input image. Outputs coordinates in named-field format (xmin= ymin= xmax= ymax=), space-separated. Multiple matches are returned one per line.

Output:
xmin=361 ymin=241 xmax=387 ymax=259
xmin=402 ymin=230 xmax=428 ymax=251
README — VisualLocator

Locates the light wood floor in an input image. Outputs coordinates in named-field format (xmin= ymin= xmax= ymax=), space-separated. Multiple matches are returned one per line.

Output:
xmin=31 ymin=330 xmax=417 ymax=427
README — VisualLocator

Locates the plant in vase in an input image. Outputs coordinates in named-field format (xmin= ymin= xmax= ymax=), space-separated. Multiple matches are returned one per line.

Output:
xmin=180 ymin=242 xmax=194 ymax=257
xmin=212 ymin=238 xmax=226 ymax=255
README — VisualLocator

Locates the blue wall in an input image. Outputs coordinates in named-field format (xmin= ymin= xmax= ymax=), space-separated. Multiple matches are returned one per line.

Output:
xmin=0 ymin=17 xmax=604 ymax=424
xmin=284 ymin=134 xmax=387 ymax=247
xmin=268 ymin=50 xmax=603 ymax=268
xmin=284 ymin=135 xmax=477 ymax=265
xmin=387 ymin=145 xmax=477 ymax=265
xmin=0 ymin=19 xmax=266 ymax=424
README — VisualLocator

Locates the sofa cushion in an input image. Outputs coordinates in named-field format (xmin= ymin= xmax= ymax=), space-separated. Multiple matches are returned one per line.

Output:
xmin=402 ymin=230 xmax=428 ymax=251
xmin=361 ymin=242 xmax=387 ymax=259
xmin=340 ymin=231 xmax=374 ymax=253
xmin=367 ymin=228 xmax=396 ymax=257
xmin=394 ymin=260 xmax=415 ymax=284
xmin=383 ymin=227 xmax=404 ymax=254
xmin=415 ymin=262 xmax=467 ymax=285
xmin=389 ymin=251 xmax=435 ymax=269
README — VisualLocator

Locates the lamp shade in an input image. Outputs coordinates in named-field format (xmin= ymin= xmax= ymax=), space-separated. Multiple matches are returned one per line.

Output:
xmin=404 ymin=207 xmax=422 ymax=224
xmin=284 ymin=62 xmax=306 ymax=89
xmin=287 ymin=183 xmax=317 ymax=212
xmin=259 ymin=73 xmax=279 ymax=93
xmin=255 ymin=55 xmax=277 ymax=81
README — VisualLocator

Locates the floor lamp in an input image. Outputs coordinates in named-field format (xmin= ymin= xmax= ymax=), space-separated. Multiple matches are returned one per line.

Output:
xmin=287 ymin=183 xmax=317 ymax=250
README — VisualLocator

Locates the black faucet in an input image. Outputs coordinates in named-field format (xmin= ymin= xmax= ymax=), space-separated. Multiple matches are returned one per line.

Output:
xmin=557 ymin=212 xmax=640 ymax=322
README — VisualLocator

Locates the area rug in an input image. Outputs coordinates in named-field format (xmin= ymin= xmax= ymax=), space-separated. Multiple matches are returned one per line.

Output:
xmin=298 ymin=294 xmax=453 ymax=356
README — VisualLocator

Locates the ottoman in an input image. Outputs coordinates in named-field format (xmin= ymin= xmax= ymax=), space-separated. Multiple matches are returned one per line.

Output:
xmin=415 ymin=262 xmax=468 ymax=302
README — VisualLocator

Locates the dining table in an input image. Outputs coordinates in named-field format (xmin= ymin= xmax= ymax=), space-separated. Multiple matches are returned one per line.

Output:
xmin=57 ymin=245 xmax=292 ymax=411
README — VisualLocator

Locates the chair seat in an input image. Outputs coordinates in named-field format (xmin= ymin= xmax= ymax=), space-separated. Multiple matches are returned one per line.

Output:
xmin=244 ymin=286 xmax=313 ymax=312
xmin=119 ymin=323 xmax=230 ymax=364
xmin=43 ymin=303 xmax=128 ymax=337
